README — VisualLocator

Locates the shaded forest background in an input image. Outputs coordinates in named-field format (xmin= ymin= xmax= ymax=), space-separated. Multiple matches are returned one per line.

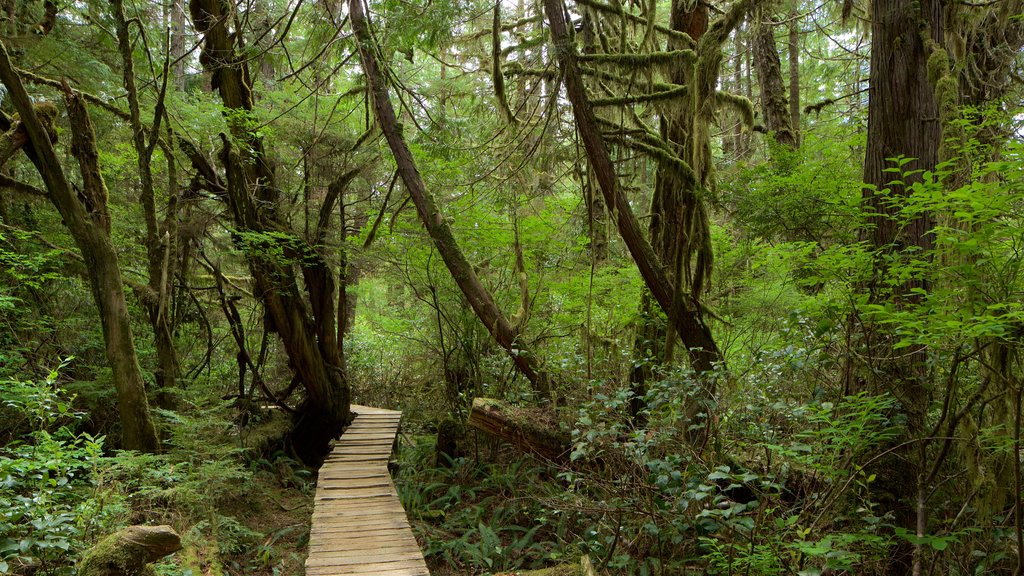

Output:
xmin=2 ymin=0 xmax=1024 ymax=574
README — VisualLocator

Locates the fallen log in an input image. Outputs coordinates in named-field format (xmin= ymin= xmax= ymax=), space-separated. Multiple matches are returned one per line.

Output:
xmin=467 ymin=397 xmax=571 ymax=463
xmin=78 ymin=525 xmax=181 ymax=576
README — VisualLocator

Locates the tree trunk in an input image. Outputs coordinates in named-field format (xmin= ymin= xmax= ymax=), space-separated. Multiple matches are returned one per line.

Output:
xmin=171 ymin=0 xmax=186 ymax=90
xmin=0 ymin=42 xmax=160 ymax=452
xmin=860 ymin=1 xmax=943 ymax=573
xmin=788 ymin=9 xmax=800 ymax=147
xmin=752 ymin=8 xmax=796 ymax=149
xmin=112 ymin=0 xmax=180 ymax=408
xmin=349 ymin=0 xmax=552 ymax=400
xmin=189 ymin=0 xmax=349 ymax=465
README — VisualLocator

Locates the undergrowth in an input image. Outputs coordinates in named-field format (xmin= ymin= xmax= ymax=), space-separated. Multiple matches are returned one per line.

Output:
xmin=396 ymin=435 xmax=577 ymax=575
xmin=0 ymin=363 xmax=314 ymax=576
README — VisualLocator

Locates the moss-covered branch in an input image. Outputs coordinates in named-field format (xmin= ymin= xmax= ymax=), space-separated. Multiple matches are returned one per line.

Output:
xmin=575 ymin=0 xmax=695 ymax=48
xmin=592 ymin=85 xmax=687 ymax=107
xmin=602 ymin=129 xmax=697 ymax=186
xmin=578 ymin=49 xmax=696 ymax=67
xmin=713 ymin=90 xmax=754 ymax=128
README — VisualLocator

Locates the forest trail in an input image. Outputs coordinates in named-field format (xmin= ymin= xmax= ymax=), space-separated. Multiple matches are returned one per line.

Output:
xmin=305 ymin=405 xmax=428 ymax=575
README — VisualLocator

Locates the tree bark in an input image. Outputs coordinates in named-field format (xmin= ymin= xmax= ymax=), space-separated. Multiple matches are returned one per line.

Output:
xmin=112 ymin=0 xmax=180 ymax=408
xmin=189 ymin=0 xmax=349 ymax=465
xmin=788 ymin=10 xmax=800 ymax=147
xmin=0 ymin=42 xmax=160 ymax=452
xmin=349 ymin=0 xmax=551 ymax=400
xmin=752 ymin=8 xmax=796 ymax=149
xmin=860 ymin=1 xmax=943 ymax=573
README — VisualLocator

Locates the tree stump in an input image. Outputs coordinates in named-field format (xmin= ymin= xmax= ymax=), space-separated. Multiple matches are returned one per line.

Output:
xmin=78 ymin=525 xmax=181 ymax=576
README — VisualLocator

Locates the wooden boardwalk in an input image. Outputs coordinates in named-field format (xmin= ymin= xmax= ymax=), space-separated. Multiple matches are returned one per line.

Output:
xmin=306 ymin=405 xmax=429 ymax=576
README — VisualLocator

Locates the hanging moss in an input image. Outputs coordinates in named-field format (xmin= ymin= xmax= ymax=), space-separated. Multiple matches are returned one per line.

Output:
xmin=575 ymin=0 xmax=695 ymax=48
xmin=592 ymin=85 xmax=687 ymax=107
xmin=581 ymin=64 xmax=683 ymax=93
xmin=713 ymin=90 xmax=754 ymax=128
xmin=927 ymin=45 xmax=951 ymax=86
xmin=579 ymin=49 xmax=696 ymax=67
xmin=603 ymin=130 xmax=697 ymax=186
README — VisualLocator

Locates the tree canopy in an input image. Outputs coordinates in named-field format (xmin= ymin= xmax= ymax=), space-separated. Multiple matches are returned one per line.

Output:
xmin=2 ymin=0 xmax=1024 ymax=574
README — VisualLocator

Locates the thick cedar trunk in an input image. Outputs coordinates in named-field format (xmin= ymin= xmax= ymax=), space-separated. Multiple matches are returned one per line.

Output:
xmin=861 ymin=1 xmax=942 ymax=573
xmin=863 ymin=1 xmax=940 ymax=253
xmin=349 ymin=0 xmax=551 ymax=400
xmin=752 ymin=10 xmax=796 ymax=149
xmin=0 ymin=42 xmax=160 ymax=452
xmin=788 ymin=11 xmax=800 ymax=147
xmin=189 ymin=0 xmax=349 ymax=464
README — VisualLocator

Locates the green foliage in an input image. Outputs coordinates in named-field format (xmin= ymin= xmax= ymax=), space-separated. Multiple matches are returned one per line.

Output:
xmin=397 ymin=436 xmax=570 ymax=573
xmin=552 ymin=370 xmax=907 ymax=575
xmin=0 ymin=364 xmax=121 ymax=576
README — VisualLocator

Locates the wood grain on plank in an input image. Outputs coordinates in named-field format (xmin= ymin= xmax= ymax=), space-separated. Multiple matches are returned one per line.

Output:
xmin=304 ymin=405 xmax=428 ymax=576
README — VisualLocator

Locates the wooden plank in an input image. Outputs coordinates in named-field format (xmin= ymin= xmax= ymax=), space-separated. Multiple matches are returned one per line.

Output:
xmin=305 ymin=561 xmax=430 ymax=569
xmin=305 ymin=406 xmax=427 ymax=576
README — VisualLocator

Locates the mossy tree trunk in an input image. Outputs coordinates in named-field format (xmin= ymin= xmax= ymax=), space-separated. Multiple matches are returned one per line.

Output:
xmin=632 ymin=0 xmax=717 ymax=390
xmin=548 ymin=0 xmax=748 ymax=440
xmin=752 ymin=4 xmax=796 ymax=150
xmin=0 ymin=42 xmax=160 ymax=452
xmin=111 ymin=0 xmax=181 ymax=409
xmin=189 ymin=0 xmax=349 ymax=465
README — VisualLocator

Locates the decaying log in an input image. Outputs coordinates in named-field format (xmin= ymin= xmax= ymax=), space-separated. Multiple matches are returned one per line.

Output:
xmin=78 ymin=525 xmax=181 ymax=576
xmin=467 ymin=398 xmax=571 ymax=463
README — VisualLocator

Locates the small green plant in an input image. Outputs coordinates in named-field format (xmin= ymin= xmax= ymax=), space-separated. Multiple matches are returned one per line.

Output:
xmin=0 ymin=362 xmax=121 ymax=575
xmin=396 ymin=435 xmax=566 ymax=573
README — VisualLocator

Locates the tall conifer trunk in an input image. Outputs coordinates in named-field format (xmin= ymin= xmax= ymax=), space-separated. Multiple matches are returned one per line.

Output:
xmin=860 ymin=1 xmax=942 ymax=572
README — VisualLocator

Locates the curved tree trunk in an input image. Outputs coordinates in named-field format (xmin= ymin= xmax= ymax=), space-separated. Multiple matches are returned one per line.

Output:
xmin=547 ymin=0 xmax=743 ymax=440
xmin=189 ymin=0 xmax=349 ymax=465
xmin=349 ymin=0 xmax=552 ymax=400
xmin=0 ymin=42 xmax=160 ymax=452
